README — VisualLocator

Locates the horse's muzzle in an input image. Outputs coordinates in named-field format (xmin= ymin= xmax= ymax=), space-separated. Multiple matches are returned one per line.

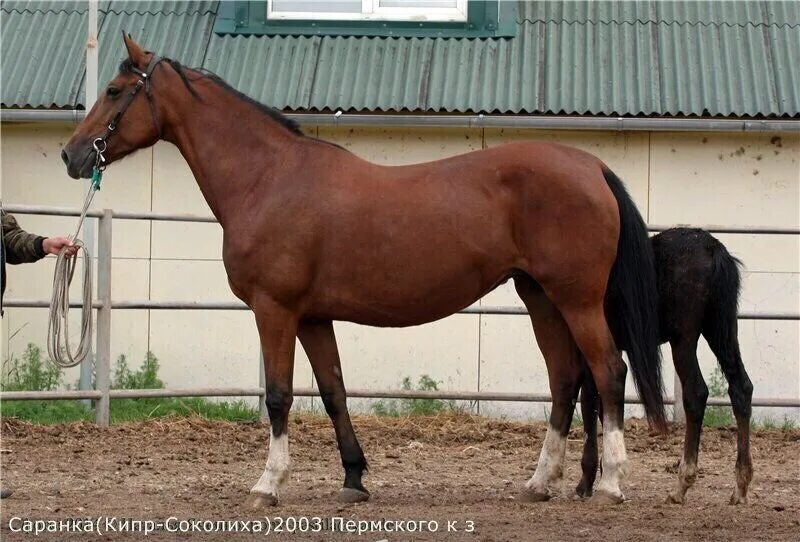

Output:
xmin=62 ymin=144 xmax=95 ymax=179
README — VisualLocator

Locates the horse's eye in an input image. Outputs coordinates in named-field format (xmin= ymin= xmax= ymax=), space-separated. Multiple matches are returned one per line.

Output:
xmin=107 ymin=87 xmax=121 ymax=98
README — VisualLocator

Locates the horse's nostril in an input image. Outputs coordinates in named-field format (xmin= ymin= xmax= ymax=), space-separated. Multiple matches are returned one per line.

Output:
xmin=61 ymin=149 xmax=70 ymax=166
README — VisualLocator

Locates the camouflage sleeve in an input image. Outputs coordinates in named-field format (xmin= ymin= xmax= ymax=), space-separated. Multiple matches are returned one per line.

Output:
xmin=2 ymin=211 xmax=47 ymax=264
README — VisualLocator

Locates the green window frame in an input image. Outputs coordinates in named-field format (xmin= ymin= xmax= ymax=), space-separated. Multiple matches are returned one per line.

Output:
xmin=214 ymin=0 xmax=517 ymax=38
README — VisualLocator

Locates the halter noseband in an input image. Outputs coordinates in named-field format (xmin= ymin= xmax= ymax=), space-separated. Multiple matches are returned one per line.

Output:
xmin=92 ymin=53 xmax=163 ymax=170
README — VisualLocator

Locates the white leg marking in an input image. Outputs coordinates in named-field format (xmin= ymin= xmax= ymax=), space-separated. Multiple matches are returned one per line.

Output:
xmin=595 ymin=427 xmax=629 ymax=499
xmin=251 ymin=431 xmax=290 ymax=496
xmin=667 ymin=456 xmax=697 ymax=504
xmin=525 ymin=424 xmax=567 ymax=494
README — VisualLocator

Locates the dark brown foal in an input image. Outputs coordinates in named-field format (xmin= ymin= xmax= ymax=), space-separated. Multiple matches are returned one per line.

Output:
xmin=577 ymin=229 xmax=754 ymax=504
xmin=62 ymin=34 xmax=666 ymax=507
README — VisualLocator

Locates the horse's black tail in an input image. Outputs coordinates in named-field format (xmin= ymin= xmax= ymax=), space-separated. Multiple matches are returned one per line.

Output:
xmin=703 ymin=238 xmax=744 ymax=371
xmin=603 ymin=168 xmax=667 ymax=433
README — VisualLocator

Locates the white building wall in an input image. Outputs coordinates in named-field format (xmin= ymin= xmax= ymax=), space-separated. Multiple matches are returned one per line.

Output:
xmin=1 ymin=123 xmax=798 ymax=422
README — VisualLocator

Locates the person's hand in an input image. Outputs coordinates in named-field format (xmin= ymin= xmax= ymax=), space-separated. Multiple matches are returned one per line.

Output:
xmin=43 ymin=237 xmax=78 ymax=258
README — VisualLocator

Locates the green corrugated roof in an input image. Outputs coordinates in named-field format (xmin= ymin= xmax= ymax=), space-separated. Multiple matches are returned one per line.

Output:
xmin=2 ymin=0 xmax=799 ymax=118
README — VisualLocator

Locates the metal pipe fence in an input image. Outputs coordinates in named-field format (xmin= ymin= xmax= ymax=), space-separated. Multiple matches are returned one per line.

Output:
xmin=5 ymin=109 xmax=800 ymax=133
xmin=2 ymin=204 xmax=799 ymax=425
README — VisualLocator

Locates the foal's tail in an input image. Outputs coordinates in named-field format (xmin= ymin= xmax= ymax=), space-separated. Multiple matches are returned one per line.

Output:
xmin=603 ymin=168 xmax=667 ymax=433
xmin=703 ymin=237 xmax=744 ymax=367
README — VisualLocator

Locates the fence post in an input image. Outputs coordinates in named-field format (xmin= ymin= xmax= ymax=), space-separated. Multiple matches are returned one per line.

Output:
xmin=673 ymin=371 xmax=685 ymax=423
xmin=79 ymin=216 xmax=95 ymax=409
xmin=80 ymin=0 xmax=99 ymax=408
xmin=258 ymin=349 xmax=268 ymax=421
xmin=95 ymin=209 xmax=113 ymax=427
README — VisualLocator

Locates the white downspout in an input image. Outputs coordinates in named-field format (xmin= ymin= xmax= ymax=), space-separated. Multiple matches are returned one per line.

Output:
xmin=79 ymin=0 xmax=99 ymax=404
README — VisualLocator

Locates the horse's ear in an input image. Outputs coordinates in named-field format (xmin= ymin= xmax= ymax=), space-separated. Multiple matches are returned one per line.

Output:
xmin=121 ymin=31 xmax=147 ymax=67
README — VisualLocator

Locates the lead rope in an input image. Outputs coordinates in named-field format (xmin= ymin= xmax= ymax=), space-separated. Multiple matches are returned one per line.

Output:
xmin=47 ymin=149 xmax=104 ymax=368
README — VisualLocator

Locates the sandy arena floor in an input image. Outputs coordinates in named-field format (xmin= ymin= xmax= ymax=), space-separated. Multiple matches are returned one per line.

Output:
xmin=1 ymin=414 xmax=798 ymax=541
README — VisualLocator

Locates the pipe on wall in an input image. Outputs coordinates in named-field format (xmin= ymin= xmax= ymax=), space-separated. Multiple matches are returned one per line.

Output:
xmin=2 ymin=109 xmax=799 ymax=132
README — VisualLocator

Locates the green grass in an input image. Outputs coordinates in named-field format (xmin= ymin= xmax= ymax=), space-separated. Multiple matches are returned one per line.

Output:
xmin=1 ymin=345 xmax=258 ymax=424
xmin=751 ymin=415 xmax=797 ymax=431
xmin=699 ymin=366 xmax=798 ymax=431
xmin=780 ymin=416 xmax=797 ymax=431
xmin=2 ymin=399 xmax=93 ymax=424
xmin=372 ymin=375 xmax=465 ymax=417
xmin=703 ymin=366 xmax=735 ymax=427
xmin=2 ymin=397 xmax=260 ymax=425
xmin=109 ymin=397 xmax=258 ymax=423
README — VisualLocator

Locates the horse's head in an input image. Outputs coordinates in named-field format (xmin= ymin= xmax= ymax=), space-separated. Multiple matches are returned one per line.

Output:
xmin=62 ymin=33 xmax=164 ymax=179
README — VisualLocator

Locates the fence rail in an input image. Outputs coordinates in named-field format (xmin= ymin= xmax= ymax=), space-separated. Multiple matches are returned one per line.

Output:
xmin=5 ymin=203 xmax=800 ymax=234
xmin=3 ymin=387 xmax=798 ymax=408
xmin=2 ymin=203 xmax=798 ymax=425
xmin=4 ymin=298 xmax=798 ymax=320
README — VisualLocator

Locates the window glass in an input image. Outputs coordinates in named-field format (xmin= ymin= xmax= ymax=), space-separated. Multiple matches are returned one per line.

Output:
xmin=379 ymin=1 xmax=458 ymax=7
xmin=272 ymin=1 xmax=362 ymax=13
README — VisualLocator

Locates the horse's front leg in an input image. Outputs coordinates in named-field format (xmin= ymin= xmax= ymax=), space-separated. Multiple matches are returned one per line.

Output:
xmin=298 ymin=320 xmax=369 ymax=503
xmin=246 ymin=298 xmax=298 ymax=509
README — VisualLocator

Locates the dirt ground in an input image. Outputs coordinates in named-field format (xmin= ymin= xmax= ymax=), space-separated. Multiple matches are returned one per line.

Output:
xmin=1 ymin=414 xmax=798 ymax=541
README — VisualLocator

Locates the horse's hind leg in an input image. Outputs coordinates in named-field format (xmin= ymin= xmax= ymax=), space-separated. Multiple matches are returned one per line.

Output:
xmin=298 ymin=320 xmax=369 ymax=503
xmin=558 ymin=303 xmax=629 ymax=504
xmin=515 ymin=277 xmax=583 ymax=502
xmin=704 ymin=327 xmax=753 ymax=504
xmin=666 ymin=335 xmax=708 ymax=504
xmin=575 ymin=370 xmax=600 ymax=498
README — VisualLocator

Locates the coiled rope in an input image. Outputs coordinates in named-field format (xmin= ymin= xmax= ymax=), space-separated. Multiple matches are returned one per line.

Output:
xmin=47 ymin=170 xmax=102 ymax=368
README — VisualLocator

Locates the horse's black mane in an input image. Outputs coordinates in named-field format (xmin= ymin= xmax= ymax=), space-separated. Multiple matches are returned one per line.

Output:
xmin=119 ymin=57 xmax=304 ymax=136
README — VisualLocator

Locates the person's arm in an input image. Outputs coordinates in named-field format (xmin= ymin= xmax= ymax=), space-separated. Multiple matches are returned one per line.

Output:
xmin=2 ymin=211 xmax=77 ymax=264
xmin=2 ymin=211 xmax=47 ymax=264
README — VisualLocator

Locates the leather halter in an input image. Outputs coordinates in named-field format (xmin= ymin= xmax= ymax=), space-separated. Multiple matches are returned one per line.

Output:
xmin=92 ymin=53 xmax=163 ymax=167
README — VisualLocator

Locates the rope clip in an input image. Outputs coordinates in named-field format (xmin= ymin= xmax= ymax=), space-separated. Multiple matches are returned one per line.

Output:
xmin=92 ymin=137 xmax=107 ymax=189
xmin=91 ymin=167 xmax=103 ymax=190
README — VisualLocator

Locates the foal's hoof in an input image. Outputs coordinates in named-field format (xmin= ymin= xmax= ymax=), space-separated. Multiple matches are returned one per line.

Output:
xmin=574 ymin=481 xmax=593 ymax=499
xmin=666 ymin=491 xmax=685 ymax=505
xmin=589 ymin=489 xmax=624 ymax=505
xmin=245 ymin=492 xmax=279 ymax=509
xmin=338 ymin=487 xmax=370 ymax=504
xmin=518 ymin=487 xmax=550 ymax=503
xmin=729 ymin=492 xmax=748 ymax=505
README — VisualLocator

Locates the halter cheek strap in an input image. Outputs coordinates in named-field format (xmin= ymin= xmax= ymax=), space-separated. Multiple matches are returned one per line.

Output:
xmin=128 ymin=54 xmax=163 ymax=138
xmin=93 ymin=53 xmax=163 ymax=171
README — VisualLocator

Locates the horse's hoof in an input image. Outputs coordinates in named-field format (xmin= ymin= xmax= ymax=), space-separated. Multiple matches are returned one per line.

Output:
xmin=575 ymin=482 xmax=593 ymax=499
xmin=518 ymin=487 xmax=550 ymax=503
xmin=245 ymin=492 xmax=279 ymax=509
xmin=0 ymin=489 xmax=13 ymax=500
xmin=338 ymin=487 xmax=370 ymax=504
xmin=666 ymin=492 xmax=685 ymax=505
xmin=729 ymin=492 xmax=748 ymax=505
xmin=589 ymin=489 xmax=624 ymax=505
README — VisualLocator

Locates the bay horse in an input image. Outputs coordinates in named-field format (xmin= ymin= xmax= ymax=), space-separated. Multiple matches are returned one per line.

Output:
xmin=62 ymin=34 xmax=666 ymax=507
xmin=577 ymin=229 xmax=753 ymax=504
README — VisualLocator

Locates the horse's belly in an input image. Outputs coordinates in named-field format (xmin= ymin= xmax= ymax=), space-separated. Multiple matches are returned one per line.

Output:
xmin=309 ymin=255 xmax=514 ymax=327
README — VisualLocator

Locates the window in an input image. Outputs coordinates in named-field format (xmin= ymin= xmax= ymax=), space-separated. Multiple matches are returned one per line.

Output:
xmin=268 ymin=0 xmax=468 ymax=23
xmin=214 ymin=0 xmax=516 ymax=39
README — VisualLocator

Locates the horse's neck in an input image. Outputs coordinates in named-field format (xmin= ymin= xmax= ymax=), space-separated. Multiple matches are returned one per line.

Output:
xmin=163 ymin=87 xmax=300 ymax=226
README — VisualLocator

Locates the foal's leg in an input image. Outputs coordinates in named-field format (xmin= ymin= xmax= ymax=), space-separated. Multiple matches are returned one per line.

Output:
xmin=666 ymin=335 xmax=708 ymax=505
xmin=575 ymin=371 xmax=600 ymax=498
xmin=247 ymin=300 xmax=298 ymax=508
xmin=297 ymin=320 xmax=369 ymax=503
xmin=515 ymin=278 xmax=583 ymax=502
xmin=560 ymin=304 xmax=629 ymax=504
xmin=704 ymin=329 xmax=753 ymax=505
